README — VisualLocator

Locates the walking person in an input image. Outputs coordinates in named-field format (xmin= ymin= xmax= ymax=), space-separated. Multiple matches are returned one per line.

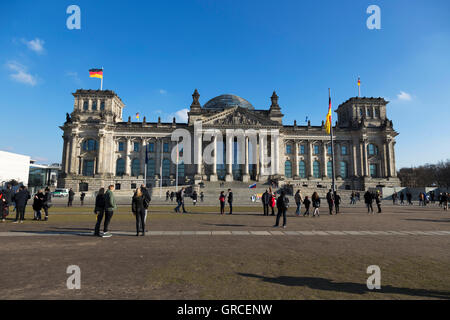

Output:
xmin=3 ymin=184 xmax=13 ymax=220
xmin=262 ymin=190 xmax=270 ymax=216
xmin=200 ymin=192 xmax=204 ymax=202
xmin=0 ymin=191 xmax=7 ymax=222
xmin=140 ymin=184 xmax=151 ymax=224
xmin=166 ymin=190 xmax=170 ymax=201
xmin=102 ymin=185 xmax=117 ymax=237
xmin=174 ymin=187 xmax=187 ymax=213
xmin=80 ymin=192 xmax=86 ymax=206
xmin=227 ymin=189 xmax=233 ymax=214
xmin=334 ymin=192 xmax=341 ymax=214
xmin=93 ymin=188 xmax=106 ymax=237
xmin=219 ymin=191 xmax=226 ymax=215
xmin=407 ymin=192 xmax=413 ymax=205
xmin=303 ymin=196 xmax=311 ymax=216
xmin=350 ymin=191 xmax=356 ymax=205
xmin=12 ymin=186 xmax=29 ymax=223
xmin=364 ymin=190 xmax=374 ymax=214
xmin=68 ymin=188 xmax=74 ymax=207
xmin=32 ymin=189 xmax=45 ymax=221
xmin=442 ymin=192 xmax=448 ymax=211
xmin=294 ymin=190 xmax=302 ymax=216
xmin=273 ymin=191 xmax=289 ymax=228
xmin=132 ymin=188 xmax=146 ymax=236
xmin=170 ymin=191 xmax=174 ymax=202
xmin=192 ymin=190 xmax=198 ymax=206
xmin=326 ymin=189 xmax=334 ymax=215
xmin=43 ymin=187 xmax=52 ymax=221
xmin=400 ymin=192 xmax=404 ymax=205
xmin=375 ymin=191 xmax=382 ymax=213
xmin=312 ymin=192 xmax=320 ymax=217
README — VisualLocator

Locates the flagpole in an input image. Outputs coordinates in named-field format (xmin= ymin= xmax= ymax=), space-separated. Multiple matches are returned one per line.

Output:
xmin=100 ymin=67 xmax=103 ymax=90
xmin=358 ymin=76 xmax=360 ymax=97
xmin=144 ymin=143 xmax=147 ymax=187
xmin=329 ymin=88 xmax=336 ymax=194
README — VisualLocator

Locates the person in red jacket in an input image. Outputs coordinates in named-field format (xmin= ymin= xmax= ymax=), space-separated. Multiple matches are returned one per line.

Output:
xmin=219 ymin=191 xmax=225 ymax=215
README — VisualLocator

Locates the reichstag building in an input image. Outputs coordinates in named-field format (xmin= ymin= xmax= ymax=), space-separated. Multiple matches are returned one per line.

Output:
xmin=58 ymin=89 xmax=400 ymax=191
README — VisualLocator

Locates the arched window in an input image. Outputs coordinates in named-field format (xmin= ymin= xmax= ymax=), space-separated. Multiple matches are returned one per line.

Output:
xmin=327 ymin=161 xmax=333 ymax=177
xmin=299 ymin=161 xmax=306 ymax=178
xmin=131 ymin=159 xmax=140 ymax=176
xmin=82 ymin=139 xmax=97 ymax=151
xmin=162 ymin=159 xmax=171 ymax=178
xmin=83 ymin=101 xmax=89 ymax=111
xmin=340 ymin=161 xmax=348 ymax=178
xmin=177 ymin=161 xmax=185 ymax=178
xmin=368 ymin=144 xmax=378 ymax=156
xmin=92 ymin=100 xmax=97 ymax=111
xmin=313 ymin=160 xmax=320 ymax=178
xmin=116 ymin=158 xmax=125 ymax=176
xmin=100 ymin=101 xmax=105 ymax=111
xmin=285 ymin=160 xmax=292 ymax=178
xmin=146 ymin=159 xmax=155 ymax=177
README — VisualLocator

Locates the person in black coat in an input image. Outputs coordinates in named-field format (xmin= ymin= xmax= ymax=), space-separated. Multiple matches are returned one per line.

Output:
xmin=261 ymin=190 xmax=270 ymax=216
xmin=94 ymin=188 xmax=106 ymax=236
xmin=326 ymin=189 xmax=334 ymax=215
xmin=227 ymin=189 xmax=233 ymax=214
xmin=312 ymin=192 xmax=321 ymax=217
xmin=12 ymin=186 xmax=29 ymax=223
xmin=274 ymin=191 xmax=289 ymax=228
xmin=334 ymin=192 xmax=341 ymax=214
xmin=68 ymin=188 xmax=75 ymax=207
xmin=364 ymin=191 xmax=374 ymax=214
xmin=303 ymin=196 xmax=311 ymax=216
xmin=80 ymin=192 xmax=86 ymax=206
xmin=0 ymin=191 xmax=7 ymax=222
xmin=43 ymin=187 xmax=52 ymax=221
xmin=132 ymin=188 xmax=146 ymax=236
xmin=375 ymin=191 xmax=382 ymax=213
xmin=32 ymin=190 xmax=45 ymax=220
xmin=140 ymin=184 xmax=151 ymax=222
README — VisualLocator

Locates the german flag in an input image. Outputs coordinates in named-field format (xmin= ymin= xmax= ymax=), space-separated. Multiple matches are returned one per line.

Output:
xmin=324 ymin=95 xmax=332 ymax=134
xmin=89 ymin=68 xmax=103 ymax=79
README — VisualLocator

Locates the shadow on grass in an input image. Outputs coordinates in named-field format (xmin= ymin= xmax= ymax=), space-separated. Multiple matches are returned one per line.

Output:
xmin=237 ymin=273 xmax=450 ymax=299
xmin=404 ymin=218 xmax=450 ymax=223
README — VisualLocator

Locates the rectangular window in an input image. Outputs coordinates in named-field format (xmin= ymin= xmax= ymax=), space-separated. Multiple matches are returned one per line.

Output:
xmin=341 ymin=146 xmax=348 ymax=155
xmin=100 ymin=101 xmax=105 ymax=111
xmin=92 ymin=101 xmax=97 ymax=111
xmin=83 ymin=160 xmax=94 ymax=176
xmin=148 ymin=143 xmax=154 ymax=152
xmin=118 ymin=142 xmax=124 ymax=151
xmin=370 ymin=164 xmax=377 ymax=178
xmin=314 ymin=145 xmax=319 ymax=155
xmin=286 ymin=145 xmax=292 ymax=154
xmin=327 ymin=145 xmax=332 ymax=155
xmin=299 ymin=145 xmax=305 ymax=155
xmin=163 ymin=143 xmax=169 ymax=153
xmin=83 ymin=101 xmax=89 ymax=111
xmin=134 ymin=142 xmax=140 ymax=152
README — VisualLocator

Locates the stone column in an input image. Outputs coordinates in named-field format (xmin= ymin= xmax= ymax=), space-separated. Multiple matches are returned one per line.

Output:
xmin=363 ymin=139 xmax=369 ymax=176
xmin=225 ymin=135 xmax=233 ymax=181
xmin=293 ymin=142 xmax=299 ymax=179
xmin=242 ymin=136 xmax=250 ymax=182
xmin=155 ymin=139 xmax=162 ymax=179
xmin=210 ymin=136 xmax=218 ymax=181
xmin=273 ymin=135 xmax=280 ymax=175
xmin=62 ymin=136 xmax=69 ymax=174
xmin=382 ymin=142 xmax=388 ymax=177
xmin=308 ymin=140 xmax=313 ymax=178
xmin=69 ymin=133 xmax=79 ymax=174
xmin=259 ymin=133 xmax=266 ymax=178
xmin=97 ymin=134 xmax=104 ymax=174
xmin=391 ymin=141 xmax=397 ymax=177
xmin=322 ymin=141 xmax=327 ymax=179
xmin=196 ymin=132 xmax=202 ymax=176
xmin=125 ymin=137 xmax=131 ymax=176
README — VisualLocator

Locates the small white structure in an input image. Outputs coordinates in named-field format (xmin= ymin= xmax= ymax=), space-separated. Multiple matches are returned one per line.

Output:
xmin=0 ymin=151 xmax=31 ymax=186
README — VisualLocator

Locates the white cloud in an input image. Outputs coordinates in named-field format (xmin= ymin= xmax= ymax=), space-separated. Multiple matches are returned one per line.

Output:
xmin=397 ymin=91 xmax=412 ymax=101
xmin=159 ymin=89 xmax=167 ymax=95
xmin=174 ymin=108 xmax=189 ymax=123
xmin=66 ymin=71 xmax=82 ymax=85
xmin=6 ymin=61 xmax=37 ymax=86
xmin=22 ymin=38 xmax=45 ymax=54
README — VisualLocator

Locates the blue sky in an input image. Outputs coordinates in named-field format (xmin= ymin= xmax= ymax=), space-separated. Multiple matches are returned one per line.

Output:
xmin=0 ymin=0 xmax=449 ymax=168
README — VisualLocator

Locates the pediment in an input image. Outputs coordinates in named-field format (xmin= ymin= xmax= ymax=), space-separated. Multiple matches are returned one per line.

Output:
xmin=201 ymin=107 xmax=278 ymax=127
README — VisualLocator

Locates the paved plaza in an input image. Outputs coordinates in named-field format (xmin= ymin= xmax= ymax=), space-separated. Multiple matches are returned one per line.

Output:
xmin=0 ymin=204 xmax=449 ymax=300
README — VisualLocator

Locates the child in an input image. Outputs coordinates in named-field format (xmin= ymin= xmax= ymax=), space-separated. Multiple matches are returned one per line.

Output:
xmin=303 ymin=196 xmax=311 ymax=217
xmin=219 ymin=191 xmax=225 ymax=215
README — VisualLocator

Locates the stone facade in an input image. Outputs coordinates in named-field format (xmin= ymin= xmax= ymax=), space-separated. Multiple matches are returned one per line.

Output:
xmin=58 ymin=89 xmax=400 ymax=191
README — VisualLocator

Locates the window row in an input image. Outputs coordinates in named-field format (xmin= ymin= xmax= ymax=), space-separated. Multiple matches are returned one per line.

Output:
xmin=82 ymin=100 xmax=105 ymax=111
xmin=115 ymin=158 xmax=185 ymax=178
xmin=359 ymin=107 xmax=381 ymax=118
xmin=284 ymin=160 xmax=350 ymax=179
xmin=117 ymin=142 xmax=170 ymax=153
xmin=285 ymin=144 xmax=349 ymax=156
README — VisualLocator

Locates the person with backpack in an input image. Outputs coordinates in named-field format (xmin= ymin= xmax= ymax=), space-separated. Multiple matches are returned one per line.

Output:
xmin=132 ymin=187 xmax=146 ymax=236
xmin=273 ymin=190 xmax=289 ymax=228
xmin=43 ymin=187 xmax=52 ymax=221
xmin=102 ymin=185 xmax=117 ymax=237
xmin=93 ymin=188 xmax=106 ymax=237
xmin=192 ymin=190 xmax=198 ymax=206
xmin=312 ymin=192 xmax=321 ymax=217
xmin=80 ymin=192 xmax=86 ymax=206
xmin=326 ymin=189 xmax=334 ymax=215
xmin=140 ymin=184 xmax=151 ymax=223
xmin=219 ymin=191 xmax=226 ymax=215
xmin=375 ymin=191 xmax=382 ymax=213
xmin=334 ymin=192 xmax=341 ymax=214
xmin=261 ymin=190 xmax=270 ymax=216
xmin=303 ymin=196 xmax=311 ymax=216
xmin=227 ymin=189 xmax=233 ymax=214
